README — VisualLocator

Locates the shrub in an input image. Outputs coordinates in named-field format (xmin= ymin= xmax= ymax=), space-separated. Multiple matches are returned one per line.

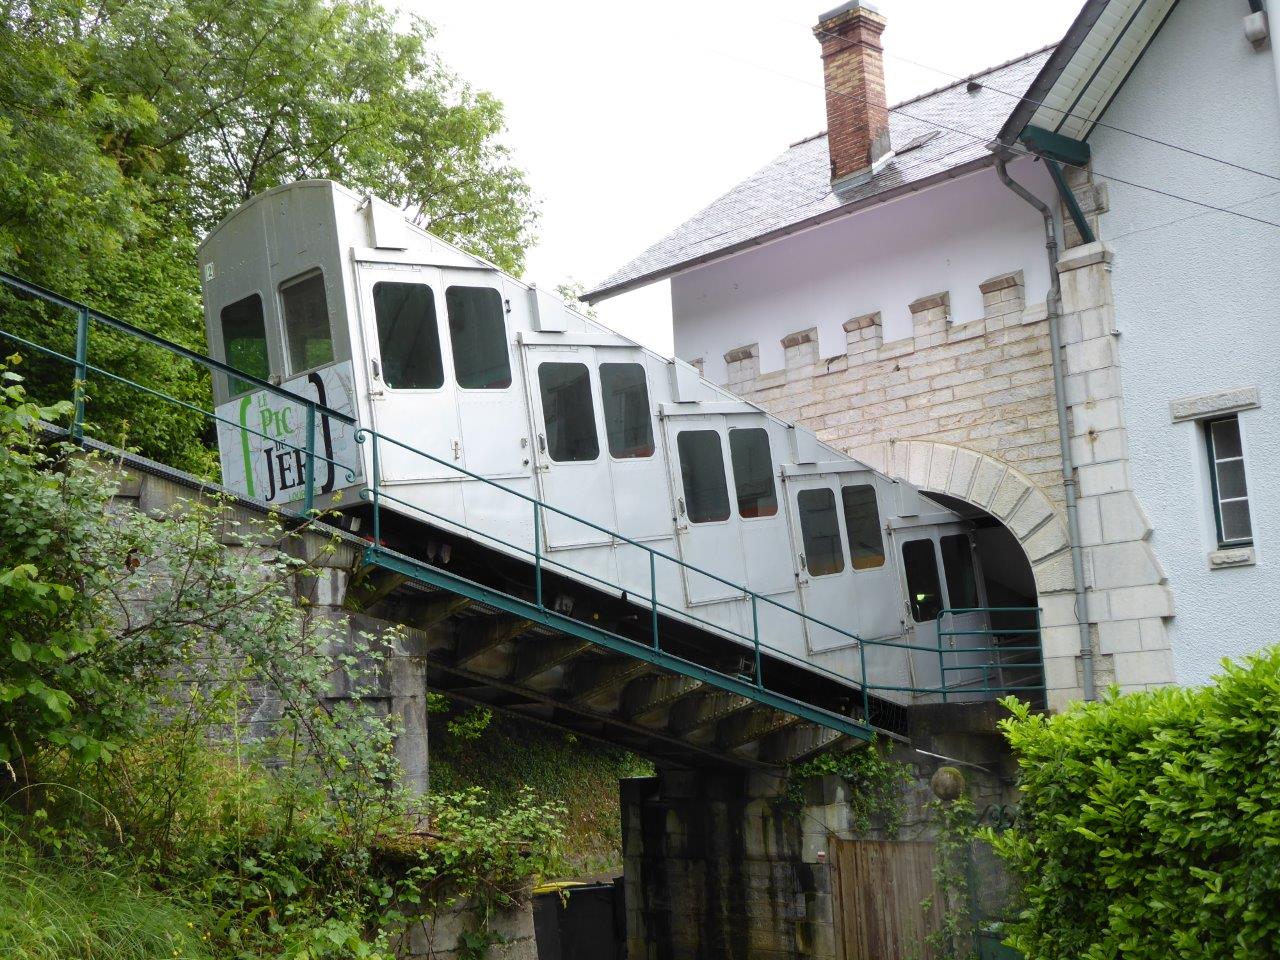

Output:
xmin=992 ymin=648 xmax=1280 ymax=959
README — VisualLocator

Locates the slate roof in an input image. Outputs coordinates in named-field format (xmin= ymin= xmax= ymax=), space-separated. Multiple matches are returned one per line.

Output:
xmin=585 ymin=46 xmax=1054 ymax=302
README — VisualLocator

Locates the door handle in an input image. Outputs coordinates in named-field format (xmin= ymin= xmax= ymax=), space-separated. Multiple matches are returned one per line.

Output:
xmin=799 ymin=553 xmax=807 ymax=571
xmin=538 ymin=433 xmax=546 ymax=453
xmin=677 ymin=497 xmax=686 ymax=517
xmin=451 ymin=439 xmax=461 ymax=461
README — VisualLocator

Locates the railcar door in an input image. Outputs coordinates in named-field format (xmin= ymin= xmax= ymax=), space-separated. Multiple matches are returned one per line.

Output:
xmin=441 ymin=271 xmax=529 ymax=478
xmin=661 ymin=416 xmax=748 ymax=605
xmin=523 ymin=344 xmax=616 ymax=550
xmin=783 ymin=473 xmax=857 ymax=651
xmin=354 ymin=262 xmax=460 ymax=482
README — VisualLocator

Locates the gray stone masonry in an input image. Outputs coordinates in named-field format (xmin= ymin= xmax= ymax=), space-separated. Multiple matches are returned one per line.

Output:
xmin=104 ymin=463 xmax=542 ymax=959
xmin=720 ymin=235 xmax=1175 ymax=706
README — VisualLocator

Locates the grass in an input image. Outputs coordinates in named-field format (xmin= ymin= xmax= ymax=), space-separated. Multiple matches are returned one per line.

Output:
xmin=0 ymin=849 xmax=212 ymax=960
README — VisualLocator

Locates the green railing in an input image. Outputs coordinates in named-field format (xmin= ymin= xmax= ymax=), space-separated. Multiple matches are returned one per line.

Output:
xmin=0 ymin=270 xmax=1045 ymax=737
xmin=936 ymin=607 xmax=1045 ymax=704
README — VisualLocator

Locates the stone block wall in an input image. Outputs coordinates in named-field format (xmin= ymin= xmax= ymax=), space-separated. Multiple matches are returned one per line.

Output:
xmin=710 ymin=244 xmax=1176 ymax=705
xmin=723 ymin=270 xmax=1064 ymax=506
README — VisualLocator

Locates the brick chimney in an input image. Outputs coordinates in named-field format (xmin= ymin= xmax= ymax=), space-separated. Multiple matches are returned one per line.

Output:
xmin=814 ymin=1 xmax=890 ymax=187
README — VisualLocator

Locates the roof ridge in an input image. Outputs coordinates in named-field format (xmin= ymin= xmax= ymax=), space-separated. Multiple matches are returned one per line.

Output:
xmin=888 ymin=41 xmax=1058 ymax=111
xmin=784 ymin=42 xmax=1057 ymax=153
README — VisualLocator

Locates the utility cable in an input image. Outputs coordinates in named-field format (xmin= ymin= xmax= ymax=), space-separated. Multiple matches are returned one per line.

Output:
xmin=704 ymin=35 xmax=1280 ymax=233
xmin=805 ymin=20 xmax=1280 ymax=186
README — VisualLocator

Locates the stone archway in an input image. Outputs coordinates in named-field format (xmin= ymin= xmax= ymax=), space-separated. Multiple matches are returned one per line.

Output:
xmin=851 ymin=440 xmax=1088 ymax=708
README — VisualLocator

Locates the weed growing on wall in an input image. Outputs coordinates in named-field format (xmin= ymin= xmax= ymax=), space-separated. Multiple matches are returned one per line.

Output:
xmin=0 ymin=367 xmax=566 ymax=957
xmin=992 ymin=649 xmax=1280 ymax=959
xmin=784 ymin=737 xmax=911 ymax=836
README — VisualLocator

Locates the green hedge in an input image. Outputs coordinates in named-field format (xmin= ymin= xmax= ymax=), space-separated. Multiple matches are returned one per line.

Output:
xmin=993 ymin=647 xmax=1280 ymax=960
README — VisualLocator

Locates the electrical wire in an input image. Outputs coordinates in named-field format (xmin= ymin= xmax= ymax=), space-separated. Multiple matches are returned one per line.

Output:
xmin=806 ymin=20 xmax=1280 ymax=186
xmin=704 ymin=33 xmax=1280 ymax=233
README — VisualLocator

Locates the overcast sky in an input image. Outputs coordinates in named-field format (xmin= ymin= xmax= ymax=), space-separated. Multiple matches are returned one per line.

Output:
xmin=397 ymin=0 xmax=1084 ymax=355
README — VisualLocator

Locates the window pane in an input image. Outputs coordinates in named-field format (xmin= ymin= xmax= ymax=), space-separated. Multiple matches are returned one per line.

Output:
xmin=373 ymin=282 xmax=444 ymax=389
xmin=940 ymin=534 xmax=979 ymax=609
xmin=539 ymin=362 xmax=598 ymax=462
xmin=677 ymin=430 xmax=730 ymax=523
xmin=729 ymin=428 xmax=777 ymax=518
xmin=599 ymin=362 xmax=654 ymax=458
xmin=902 ymin=539 xmax=943 ymax=623
xmin=1220 ymin=500 xmax=1253 ymax=543
xmin=797 ymin=487 xmax=844 ymax=576
xmin=1215 ymin=459 xmax=1248 ymax=501
xmin=281 ymin=273 xmax=333 ymax=374
xmin=446 ymin=286 xmax=512 ymax=389
xmin=1210 ymin=418 xmax=1243 ymax=459
xmin=220 ymin=294 xmax=269 ymax=396
xmin=841 ymin=484 xmax=885 ymax=569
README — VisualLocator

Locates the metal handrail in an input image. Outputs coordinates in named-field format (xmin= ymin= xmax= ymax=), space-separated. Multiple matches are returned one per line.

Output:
xmin=0 ymin=270 xmax=1045 ymax=720
xmin=935 ymin=606 xmax=1045 ymax=704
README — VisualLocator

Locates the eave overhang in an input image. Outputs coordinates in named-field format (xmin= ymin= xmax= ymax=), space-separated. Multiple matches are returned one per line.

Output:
xmin=998 ymin=0 xmax=1181 ymax=148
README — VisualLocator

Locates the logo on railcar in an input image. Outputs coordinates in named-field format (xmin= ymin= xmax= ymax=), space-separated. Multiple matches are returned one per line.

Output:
xmin=214 ymin=362 xmax=363 ymax=504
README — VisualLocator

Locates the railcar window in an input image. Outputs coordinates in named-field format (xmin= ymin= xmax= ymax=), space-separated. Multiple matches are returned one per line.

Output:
xmin=729 ymin=428 xmax=777 ymax=518
xmin=280 ymin=272 xmax=333 ymax=374
xmin=677 ymin=430 xmax=730 ymax=523
xmin=940 ymin=534 xmax=979 ymax=610
xmin=797 ymin=488 xmax=844 ymax=576
xmin=599 ymin=362 xmax=654 ymax=458
xmin=841 ymin=484 xmax=885 ymax=569
xmin=902 ymin=539 xmax=943 ymax=622
xmin=220 ymin=294 xmax=269 ymax=397
xmin=372 ymin=282 xmax=444 ymax=389
xmin=539 ymin=362 xmax=598 ymax=462
xmin=446 ymin=286 xmax=512 ymax=389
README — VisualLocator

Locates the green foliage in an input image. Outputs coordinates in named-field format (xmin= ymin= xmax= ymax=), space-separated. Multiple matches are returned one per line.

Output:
xmin=429 ymin=708 xmax=653 ymax=875
xmin=0 ymin=851 xmax=212 ymax=959
xmin=785 ymin=738 xmax=911 ymax=836
xmin=991 ymin=651 xmax=1280 ymax=960
xmin=0 ymin=367 xmax=157 ymax=766
xmin=0 ymin=0 xmax=536 ymax=468
xmin=447 ymin=705 xmax=494 ymax=741
xmin=923 ymin=794 xmax=977 ymax=960
xmin=0 ymin=374 xmax=565 ymax=957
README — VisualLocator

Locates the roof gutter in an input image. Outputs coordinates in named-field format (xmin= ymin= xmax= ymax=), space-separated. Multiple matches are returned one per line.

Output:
xmin=993 ymin=154 xmax=1097 ymax=703
xmin=584 ymin=153 xmax=999 ymax=303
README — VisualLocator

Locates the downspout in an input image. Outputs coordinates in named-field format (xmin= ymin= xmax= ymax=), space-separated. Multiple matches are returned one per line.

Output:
xmin=994 ymin=155 xmax=1097 ymax=702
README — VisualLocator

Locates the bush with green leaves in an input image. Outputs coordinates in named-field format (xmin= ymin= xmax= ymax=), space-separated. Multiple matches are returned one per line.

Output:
xmin=0 ymin=368 xmax=566 ymax=957
xmin=992 ymin=650 xmax=1280 ymax=959
xmin=784 ymin=737 xmax=911 ymax=836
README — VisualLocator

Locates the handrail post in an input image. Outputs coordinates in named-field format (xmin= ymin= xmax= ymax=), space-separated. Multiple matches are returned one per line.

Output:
xmin=649 ymin=552 xmax=659 ymax=650
xmin=860 ymin=639 xmax=870 ymax=722
xmin=937 ymin=610 xmax=948 ymax=704
xmin=751 ymin=593 xmax=762 ymax=689
xmin=303 ymin=402 xmax=316 ymax=516
xmin=72 ymin=306 xmax=89 ymax=440
xmin=370 ymin=432 xmax=381 ymax=547
xmin=534 ymin=501 xmax=543 ymax=608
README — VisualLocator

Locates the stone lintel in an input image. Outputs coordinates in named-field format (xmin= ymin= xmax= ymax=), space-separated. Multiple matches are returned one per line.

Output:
xmin=723 ymin=343 xmax=759 ymax=364
xmin=842 ymin=311 xmax=882 ymax=333
xmin=907 ymin=291 xmax=950 ymax=316
xmin=781 ymin=327 xmax=818 ymax=349
xmin=979 ymin=270 xmax=1024 ymax=295
xmin=1169 ymin=385 xmax=1261 ymax=423
xmin=1057 ymin=240 xmax=1113 ymax=272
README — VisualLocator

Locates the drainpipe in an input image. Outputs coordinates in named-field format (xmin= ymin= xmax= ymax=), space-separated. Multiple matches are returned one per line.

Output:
xmin=1243 ymin=2 xmax=1280 ymax=120
xmin=994 ymin=155 xmax=1097 ymax=702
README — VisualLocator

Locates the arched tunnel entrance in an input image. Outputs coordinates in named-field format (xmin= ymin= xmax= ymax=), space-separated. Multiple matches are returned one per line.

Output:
xmin=923 ymin=490 xmax=1045 ymax=707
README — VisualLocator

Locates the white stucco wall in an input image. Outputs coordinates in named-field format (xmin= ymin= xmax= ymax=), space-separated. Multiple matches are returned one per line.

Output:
xmin=670 ymin=157 xmax=1057 ymax=383
xmin=1093 ymin=0 xmax=1280 ymax=684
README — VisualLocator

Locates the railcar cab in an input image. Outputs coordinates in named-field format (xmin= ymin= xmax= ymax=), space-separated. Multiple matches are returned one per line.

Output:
xmin=198 ymin=179 xmax=1004 ymax=708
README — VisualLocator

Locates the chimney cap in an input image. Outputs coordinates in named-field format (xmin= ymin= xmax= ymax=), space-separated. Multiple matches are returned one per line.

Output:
xmin=817 ymin=0 xmax=882 ymax=25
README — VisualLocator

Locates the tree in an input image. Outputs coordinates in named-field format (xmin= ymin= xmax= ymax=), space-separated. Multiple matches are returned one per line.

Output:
xmin=0 ymin=0 xmax=537 ymax=469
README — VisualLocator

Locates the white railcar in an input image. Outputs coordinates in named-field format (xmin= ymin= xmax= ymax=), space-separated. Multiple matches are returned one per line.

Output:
xmin=198 ymin=180 xmax=998 ymax=705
